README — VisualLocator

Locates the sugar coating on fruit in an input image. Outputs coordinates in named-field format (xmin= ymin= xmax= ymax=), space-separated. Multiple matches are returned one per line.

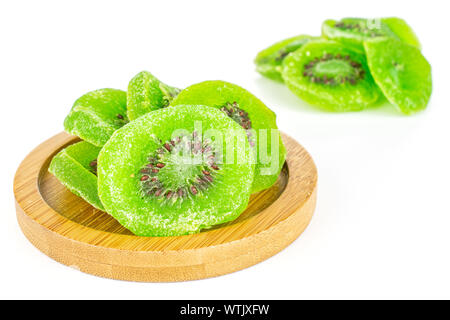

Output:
xmin=127 ymin=71 xmax=180 ymax=121
xmin=49 ymin=141 xmax=104 ymax=210
xmin=138 ymin=131 xmax=222 ymax=201
xmin=282 ymin=40 xmax=380 ymax=111
xmin=220 ymin=102 xmax=256 ymax=147
xmin=322 ymin=17 xmax=421 ymax=51
xmin=381 ymin=17 xmax=421 ymax=49
xmin=171 ymin=80 xmax=286 ymax=194
xmin=255 ymin=35 xmax=319 ymax=82
xmin=303 ymin=53 xmax=366 ymax=86
xmin=97 ymin=105 xmax=255 ymax=237
xmin=64 ymin=89 xmax=128 ymax=147
xmin=364 ymin=38 xmax=432 ymax=114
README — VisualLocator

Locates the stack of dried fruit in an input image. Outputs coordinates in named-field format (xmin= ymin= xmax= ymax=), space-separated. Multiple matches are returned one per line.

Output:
xmin=49 ymin=72 xmax=286 ymax=237
xmin=255 ymin=17 xmax=432 ymax=114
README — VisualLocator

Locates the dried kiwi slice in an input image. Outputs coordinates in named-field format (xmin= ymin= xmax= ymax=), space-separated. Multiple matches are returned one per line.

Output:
xmin=171 ymin=80 xmax=286 ymax=194
xmin=64 ymin=88 xmax=128 ymax=147
xmin=364 ymin=38 xmax=432 ymax=115
xmin=127 ymin=71 xmax=180 ymax=121
xmin=282 ymin=40 xmax=380 ymax=111
xmin=49 ymin=141 xmax=104 ymax=210
xmin=382 ymin=17 xmax=421 ymax=49
xmin=322 ymin=17 xmax=420 ymax=51
xmin=254 ymin=35 xmax=319 ymax=82
xmin=97 ymin=105 xmax=255 ymax=237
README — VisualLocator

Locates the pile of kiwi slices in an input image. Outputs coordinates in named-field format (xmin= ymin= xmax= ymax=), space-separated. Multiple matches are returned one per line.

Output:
xmin=255 ymin=17 xmax=432 ymax=114
xmin=49 ymin=72 xmax=286 ymax=237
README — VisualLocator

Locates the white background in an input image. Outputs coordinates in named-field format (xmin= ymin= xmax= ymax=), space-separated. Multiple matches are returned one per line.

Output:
xmin=1 ymin=0 xmax=449 ymax=300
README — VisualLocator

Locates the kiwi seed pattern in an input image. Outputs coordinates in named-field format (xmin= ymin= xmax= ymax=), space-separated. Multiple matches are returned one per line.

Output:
xmin=219 ymin=102 xmax=255 ymax=147
xmin=303 ymin=53 xmax=365 ymax=86
xmin=138 ymin=131 xmax=221 ymax=202
xmin=334 ymin=21 xmax=383 ymax=38
xmin=89 ymin=159 xmax=98 ymax=175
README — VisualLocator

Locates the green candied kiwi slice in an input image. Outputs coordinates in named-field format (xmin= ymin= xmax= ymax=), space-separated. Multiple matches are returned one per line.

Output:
xmin=382 ymin=17 xmax=421 ymax=49
xmin=97 ymin=105 xmax=255 ymax=237
xmin=364 ymin=38 xmax=432 ymax=115
xmin=49 ymin=141 xmax=104 ymax=210
xmin=171 ymin=80 xmax=286 ymax=194
xmin=322 ymin=17 xmax=420 ymax=52
xmin=64 ymin=88 xmax=128 ymax=147
xmin=127 ymin=71 xmax=181 ymax=121
xmin=254 ymin=35 xmax=320 ymax=82
xmin=281 ymin=40 xmax=380 ymax=112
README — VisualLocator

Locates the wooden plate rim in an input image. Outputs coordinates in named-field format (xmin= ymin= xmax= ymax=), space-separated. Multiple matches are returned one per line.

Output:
xmin=14 ymin=132 xmax=317 ymax=253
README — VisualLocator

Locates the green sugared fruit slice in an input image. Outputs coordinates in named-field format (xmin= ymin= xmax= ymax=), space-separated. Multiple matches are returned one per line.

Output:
xmin=254 ymin=35 xmax=319 ymax=82
xmin=382 ymin=17 xmax=421 ymax=49
xmin=127 ymin=71 xmax=181 ymax=121
xmin=322 ymin=17 xmax=421 ymax=51
xmin=98 ymin=105 xmax=255 ymax=237
xmin=49 ymin=141 xmax=104 ymax=210
xmin=64 ymin=88 xmax=128 ymax=147
xmin=364 ymin=38 xmax=432 ymax=115
xmin=281 ymin=40 xmax=381 ymax=112
xmin=171 ymin=80 xmax=286 ymax=194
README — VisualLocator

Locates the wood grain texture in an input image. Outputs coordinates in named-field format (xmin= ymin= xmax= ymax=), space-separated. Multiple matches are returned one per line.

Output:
xmin=14 ymin=132 xmax=317 ymax=282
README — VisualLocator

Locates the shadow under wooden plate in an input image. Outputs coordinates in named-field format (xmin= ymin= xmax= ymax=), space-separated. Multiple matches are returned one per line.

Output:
xmin=14 ymin=132 xmax=317 ymax=282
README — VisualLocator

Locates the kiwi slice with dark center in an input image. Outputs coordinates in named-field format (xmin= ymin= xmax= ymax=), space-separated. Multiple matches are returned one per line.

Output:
xmin=282 ymin=39 xmax=380 ymax=111
xmin=97 ymin=104 xmax=255 ymax=237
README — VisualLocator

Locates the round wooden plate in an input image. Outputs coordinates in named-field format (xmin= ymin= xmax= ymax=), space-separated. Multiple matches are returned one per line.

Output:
xmin=14 ymin=132 xmax=317 ymax=282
